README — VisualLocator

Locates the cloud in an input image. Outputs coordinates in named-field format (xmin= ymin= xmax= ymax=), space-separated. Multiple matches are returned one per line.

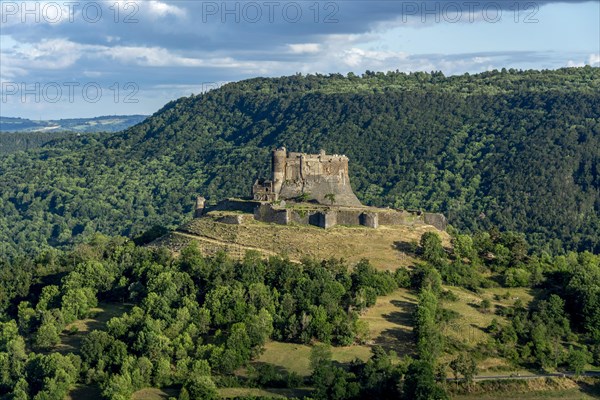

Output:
xmin=339 ymin=48 xmax=408 ymax=68
xmin=145 ymin=0 xmax=185 ymax=18
xmin=0 ymin=0 xmax=597 ymax=118
xmin=288 ymin=43 xmax=321 ymax=54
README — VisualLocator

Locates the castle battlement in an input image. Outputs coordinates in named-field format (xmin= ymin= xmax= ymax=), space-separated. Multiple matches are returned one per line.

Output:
xmin=253 ymin=147 xmax=361 ymax=206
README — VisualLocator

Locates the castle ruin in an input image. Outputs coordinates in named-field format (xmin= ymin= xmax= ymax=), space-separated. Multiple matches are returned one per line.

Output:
xmin=197 ymin=148 xmax=447 ymax=231
xmin=252 ymin=148 xmax=362 ymax=207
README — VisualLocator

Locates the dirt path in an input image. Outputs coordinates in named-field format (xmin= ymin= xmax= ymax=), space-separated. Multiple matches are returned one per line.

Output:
xmin=173 ymin=230 xmax=302 ymax=263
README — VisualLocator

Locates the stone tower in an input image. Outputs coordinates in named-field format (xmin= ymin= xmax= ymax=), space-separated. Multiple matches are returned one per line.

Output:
xmin=272 ymin=147 xmax=286 ymax=194
xmin=253 ymin=148 xmax=362 ymax=207
xmin=195 ymin=196 xmax=206 ymax=217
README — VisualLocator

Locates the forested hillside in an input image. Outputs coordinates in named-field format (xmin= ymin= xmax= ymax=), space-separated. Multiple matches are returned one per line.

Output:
xmin=0 ymin=67 xmax=598 ymax=259
xmin=0 ymin=132 xmax=85 ymax=155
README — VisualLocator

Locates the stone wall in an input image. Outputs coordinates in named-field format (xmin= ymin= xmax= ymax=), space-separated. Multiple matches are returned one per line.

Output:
xmin=336 ymin=210 xmax=362 ymax=226
xmin=217 ymin=214 xmax=254 ymax=225
xmin=317 ymin=211 xmax=337 ymax=229
xmin=424 ymin=213 xmax=448 ymax=231
xmin=205 ymin=199 xmax=446 ymax=231
xmin=271 ymin=148 xmax=362 ymax=207
xmin=378 ymin=210 xmax=416 ymax=226
xmin=290 ymin=209 xmax=313 ymax=225
xmin=254 ymin=204 xmax=289 ymax=225
xmin=360 ymin=212 xmax=379 ymax=228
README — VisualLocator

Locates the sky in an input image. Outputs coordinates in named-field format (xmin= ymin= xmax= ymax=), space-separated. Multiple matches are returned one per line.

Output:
xmin=0 ymin=0 xmax=598 ymax=119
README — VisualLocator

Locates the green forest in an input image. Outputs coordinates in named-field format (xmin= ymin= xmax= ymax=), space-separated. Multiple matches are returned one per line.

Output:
xmin=1 ymin=228 xmax=599 ymax=399
xmin=1 ymin=67 xmax=599 ymax=399
xmin=0 ymin=132 xmax=84 ymax=156
xmin=0 ymin=68 xmax=598 ymax=260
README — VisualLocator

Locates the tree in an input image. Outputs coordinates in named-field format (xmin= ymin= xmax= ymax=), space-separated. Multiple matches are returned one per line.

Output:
xmin=33 ymin=320 xmax=60 ymax=350
xmin=178 ymin=387 xmax=191 ymax=400
xmin=61 ymin=287 xmax=98 ymax=323
xmin=24 ymin=353 xmax=79 ymax=399
xmin=310 ymin=343 xmax=333 ymax=372
xmin=503 ymin=268 xmax=532 ymax=287
xmin=451 ymin=234 xmax=477 ymax=262
xmin=36 ymin=285 xmax=60 ymax=311
xmin=10 ymin=378 xmax=29 ymax=400
xmin=81 ymin=330 xmax=113 ymax=369
xmin=312 ymin=362 xmax=359 ymax=400
xmin=567 ymin=346 xmax=592 ymax=378
xmin=246 ymin=309 xmax=274 ymax=352
xmin=403 ymin=360 xmax=448 ymax=400
xmin=414 ymin=288 xmax=443 ymax=363
xmin=184 ymin=375 xmax=218 ymax=400
xmin=450 ymin=353 xmax=478 ymax=388
xmin=480 ymin=298 xmax=492 ymax=313
xmin=325 ymin=193 xmax=336 ymax=205
xmin=101 ymin=372 xmax=133 ymax=400
xmin=420 ymin=232 xmax=445 ymax=265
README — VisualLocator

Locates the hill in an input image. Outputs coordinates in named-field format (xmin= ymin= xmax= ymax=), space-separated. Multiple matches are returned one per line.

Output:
xmin=0 ymin=115 xmax=147 ymax=155
xmin=0 ymin=115 xmax=148 ymax=133
xmin=0 ymin=67 xmax=598 ymax=259
xmin=2 ymin=228 xmax=599 ymax=400
xmin=153 ymin=210 xmax=450 ymax=269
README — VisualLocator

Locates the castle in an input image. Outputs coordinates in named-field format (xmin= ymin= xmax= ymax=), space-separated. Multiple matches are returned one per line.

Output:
xmin=252 ymin=148 xmax=362 ymax=206
xmin=196 ymin=148 xmax=447 ymax=231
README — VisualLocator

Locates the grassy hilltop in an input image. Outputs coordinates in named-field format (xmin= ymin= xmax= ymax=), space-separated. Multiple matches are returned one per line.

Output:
xmin=155 ymin=210 xmax=450 ymax=269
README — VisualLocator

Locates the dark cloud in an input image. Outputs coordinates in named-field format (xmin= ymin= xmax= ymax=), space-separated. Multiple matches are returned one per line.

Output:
xmin=2 ymin=1 xmax=592 ymax=50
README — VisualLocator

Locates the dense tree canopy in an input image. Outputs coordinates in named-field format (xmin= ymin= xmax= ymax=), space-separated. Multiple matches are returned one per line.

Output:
xmin=0 ymin=67 xmax=598 ymax=260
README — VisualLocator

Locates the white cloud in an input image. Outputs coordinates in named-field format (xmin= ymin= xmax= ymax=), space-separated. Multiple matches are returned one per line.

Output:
xmin=473 ymin=57 xmax=492 ymax=64
xmin=340 ymin=48 xmax=408 ymax=68
xmin=145 ymin=1 xmax=185 ymax=19
xmin=589 ymin=53 xmax=600 ymax=67
xmin=567 ymin=59 xmax=585 ymax=67
xmin=288 ymin=43 xmax=321 ymax=54
xmin=0 ymin=36 xmax=282 ymax=79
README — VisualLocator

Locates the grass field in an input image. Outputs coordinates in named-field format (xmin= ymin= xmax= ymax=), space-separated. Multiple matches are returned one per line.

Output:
xmin=439 ymin=286 xmax=537 ymax=374
xmin=61 ymin=303 xmax=131 ymax=399
xmin=160 ymin=214 xmax=450 ymax=270
xmin=219 ymin=387 xmax=313 ymax=398
xmin=360 ymin=288 xmax=417 ymax=355
xmin=453 ymin=389 xmax=597 ymax=400
xmin=58 ymin=302 xmax=131 ymax=355
xmin=131 ymin=388 xmax=179 ymax=399
xmin=451 ymin=377 xmax=600 ymax=400
xmin=65 ymin=384 xmax=103 ymax=400
xmin=255 ymin=288 xmax=417 ymax=376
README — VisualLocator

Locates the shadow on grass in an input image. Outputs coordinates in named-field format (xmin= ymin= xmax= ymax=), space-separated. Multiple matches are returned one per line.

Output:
xmin=577 ymin=378 xmax=600 ymax=397
xmin=57 ymin=302 xmax=132 ymax=355
xmin=263 ymin=387 xmax=314 ymax=398
xmin=67 ymin=384 xmax=103 ymax=400
xmin=393 ymin=241 xmax=419 ymax=256
xmin=375 ymin=299 xmax=416 ymax=355
xmin=247 ymin=362 xmax=313 ymax=398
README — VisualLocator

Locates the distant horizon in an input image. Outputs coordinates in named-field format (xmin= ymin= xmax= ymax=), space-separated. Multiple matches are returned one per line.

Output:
xmin=3 ymin=64 xmax=598 ymax=120
xmin=0 ymin=114 xmax=150 ymax=121
xmin=1 ymin=0 xmax=598 ymax=120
